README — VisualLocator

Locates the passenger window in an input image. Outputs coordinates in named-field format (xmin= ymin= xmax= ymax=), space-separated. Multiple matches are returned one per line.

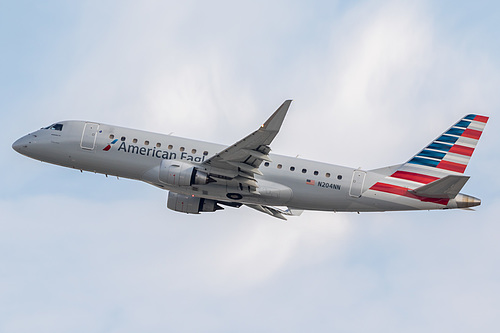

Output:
xmin=156 ymin=143 xmax=161 ymax=148
xmin=192 ymin=149 xmax=197 ymax=154
xmin=326 ymin=173 xmax=331 ymax=178
xmin=290 ymin=166 xmax=295 ymax=171
xmin=314 ymin=171 xmax=319 ymax=176
xmin=168 ymin=145 xmax=173 ymax=150
xmin=121 ymin=136 xmax=126 ymax=141
xmin=203 ymin=151 xmax=209 ymax=156
xmin=302 ymin=168 xmax=307 ymax=173
xmin=277 ymin=164 xmax=282 ymax=169
xmin=144 ymin=140 xmax=150 ymax=145
xmin=133 ymin=138 xmax=138 ymax=143
xmin=264 ymin=162 xmax=270 ymax=167
xmin=180 ymin=147 xmax=185 ymax=152
xmin=337 ymin=175 xmax=343 ymax=180
xmin=109 ymin=134 xmax=115 ymax=139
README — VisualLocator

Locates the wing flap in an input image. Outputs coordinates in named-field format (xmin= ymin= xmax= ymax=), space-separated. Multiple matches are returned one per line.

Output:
xmin=245 ymin=204 xmax=303 ymax=220
xmin=245 ymin=204 xmax=288 ymax=220
xmin=241 ymin=149 xmax=272 ymax=162
xmin=233 ymin=176 xmax=259 ymax=188
xmin=227 ymin=161 xmax=264 ymax=176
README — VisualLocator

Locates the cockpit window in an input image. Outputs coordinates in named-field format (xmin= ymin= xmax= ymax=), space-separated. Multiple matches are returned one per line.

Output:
xmin=44 ymin=124 xmax=63 ymax=131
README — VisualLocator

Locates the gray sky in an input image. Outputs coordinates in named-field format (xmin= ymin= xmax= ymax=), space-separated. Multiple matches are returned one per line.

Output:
xmin=1 ymin=1 xmax=499 ymax=332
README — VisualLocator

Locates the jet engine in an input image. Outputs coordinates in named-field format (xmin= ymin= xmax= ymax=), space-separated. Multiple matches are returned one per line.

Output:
xmin=167 ymin=192 xmax=223 ymax=214
xmin=159 ymin=160 xmax=211 ymax=187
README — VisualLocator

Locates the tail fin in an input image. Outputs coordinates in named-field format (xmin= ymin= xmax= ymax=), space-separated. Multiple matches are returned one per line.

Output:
xmin=394 ymin=114 xmax=489 ymax=182
xmin=368 ymin=114 xmax=489 ymax=203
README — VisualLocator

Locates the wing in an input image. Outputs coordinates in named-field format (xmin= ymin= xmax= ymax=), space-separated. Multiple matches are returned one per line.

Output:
xmin=201 ymin=100 xmax=292 ymax=187
xmin=245 ymin=204 xmax=304 ymax=221
xmin=245 ymin=204 xmax=289 ymax=220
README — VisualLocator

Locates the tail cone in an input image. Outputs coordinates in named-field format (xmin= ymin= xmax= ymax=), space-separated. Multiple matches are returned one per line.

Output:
xmin=455 ymin=194 xmax=481 ymax=208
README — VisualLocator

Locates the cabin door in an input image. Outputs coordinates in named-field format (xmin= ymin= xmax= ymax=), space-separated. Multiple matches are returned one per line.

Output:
xmin=349 ymin=170 xmax=366 ymax=198
xmin=80 ymin=122 xmax=100 ymax=150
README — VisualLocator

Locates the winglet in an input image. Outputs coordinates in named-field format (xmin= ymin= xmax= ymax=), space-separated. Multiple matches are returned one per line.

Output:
xmin=262 ymin=100 xmax=292 ymax=132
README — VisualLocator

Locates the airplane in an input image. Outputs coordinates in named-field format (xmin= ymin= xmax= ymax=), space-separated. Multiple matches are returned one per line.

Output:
xmin=12 ymin=101 xmax=489 ymax=220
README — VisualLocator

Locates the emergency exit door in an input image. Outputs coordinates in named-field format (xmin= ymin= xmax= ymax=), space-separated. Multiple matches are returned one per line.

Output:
xmin=349 ymin=170 xmax=366 ymax=198
xmin=80 ymin=122 xmax=100 ymax=150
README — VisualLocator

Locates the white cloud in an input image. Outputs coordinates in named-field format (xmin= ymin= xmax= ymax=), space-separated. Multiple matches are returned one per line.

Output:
xmin=0 ymin=194 xmax=352 ymax=332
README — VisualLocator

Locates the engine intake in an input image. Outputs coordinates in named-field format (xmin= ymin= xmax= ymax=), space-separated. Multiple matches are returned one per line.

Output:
xmin=159 ymin=160 xmax=211 ymax=187
xmin=167 ymin=192 xmax=223 ymax=214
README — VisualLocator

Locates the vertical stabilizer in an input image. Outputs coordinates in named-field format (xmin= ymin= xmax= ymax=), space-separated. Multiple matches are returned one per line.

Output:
xmin=368 ymin=114 xmax=488 ymax=205
xmin=393 ymin=114 xmax=488 ymax=183
xmin=403 ymin=115 xmax=488 ymax=173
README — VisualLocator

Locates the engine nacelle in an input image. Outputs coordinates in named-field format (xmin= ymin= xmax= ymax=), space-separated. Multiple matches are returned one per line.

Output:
xmin=159 ymin=160 xmax=209 ymax=187
xmin=167 ymin=192 xmax=222 ymax=214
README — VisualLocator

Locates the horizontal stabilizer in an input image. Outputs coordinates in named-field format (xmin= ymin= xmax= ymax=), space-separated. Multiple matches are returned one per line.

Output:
xmin=410 ymin=175 xmax=470 ymax=199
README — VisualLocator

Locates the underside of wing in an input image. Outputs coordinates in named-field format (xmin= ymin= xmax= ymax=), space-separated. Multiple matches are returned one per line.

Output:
xmin=245 ymin=204 xmax=303 ymax=220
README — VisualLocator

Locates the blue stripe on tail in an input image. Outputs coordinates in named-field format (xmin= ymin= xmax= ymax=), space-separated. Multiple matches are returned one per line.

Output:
xmin=427 ymin=142 xmax=452 ymax=152
xmin=408 ymin=157 xmax=440 ymax=167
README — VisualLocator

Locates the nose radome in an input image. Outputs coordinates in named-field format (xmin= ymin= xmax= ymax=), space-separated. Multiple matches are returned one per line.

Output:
xmin=12 ymin=136 xmax=29 ymax=153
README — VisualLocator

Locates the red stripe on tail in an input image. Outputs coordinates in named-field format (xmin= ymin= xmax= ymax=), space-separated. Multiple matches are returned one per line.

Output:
xmin=474 ymin=115 xmax=489 ymax=123
xmin=370 ymin=183 xmax=449 ymax=205
xmin=391 ymin=171 xmax=439 ymax=184
xmin=462 ymin=128 xmax=482 ymax=140
xmin=436 ymin=160 xmax=467 ymax=173
xmin=449 ymin=144 xmax=474 ymax=157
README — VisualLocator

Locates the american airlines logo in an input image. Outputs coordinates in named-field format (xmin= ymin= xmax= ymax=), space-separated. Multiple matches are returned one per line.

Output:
xmin=103 ymin=139 xmax=118 ymax=151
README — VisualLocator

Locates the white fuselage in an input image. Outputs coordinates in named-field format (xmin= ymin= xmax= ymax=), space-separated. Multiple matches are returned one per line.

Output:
xmin=12 ymin=120 xmax=471 ymax=212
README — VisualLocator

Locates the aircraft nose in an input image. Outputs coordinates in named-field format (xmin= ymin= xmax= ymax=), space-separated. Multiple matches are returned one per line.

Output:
xmin=12 ymin=135 xmax=30 ymax=154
